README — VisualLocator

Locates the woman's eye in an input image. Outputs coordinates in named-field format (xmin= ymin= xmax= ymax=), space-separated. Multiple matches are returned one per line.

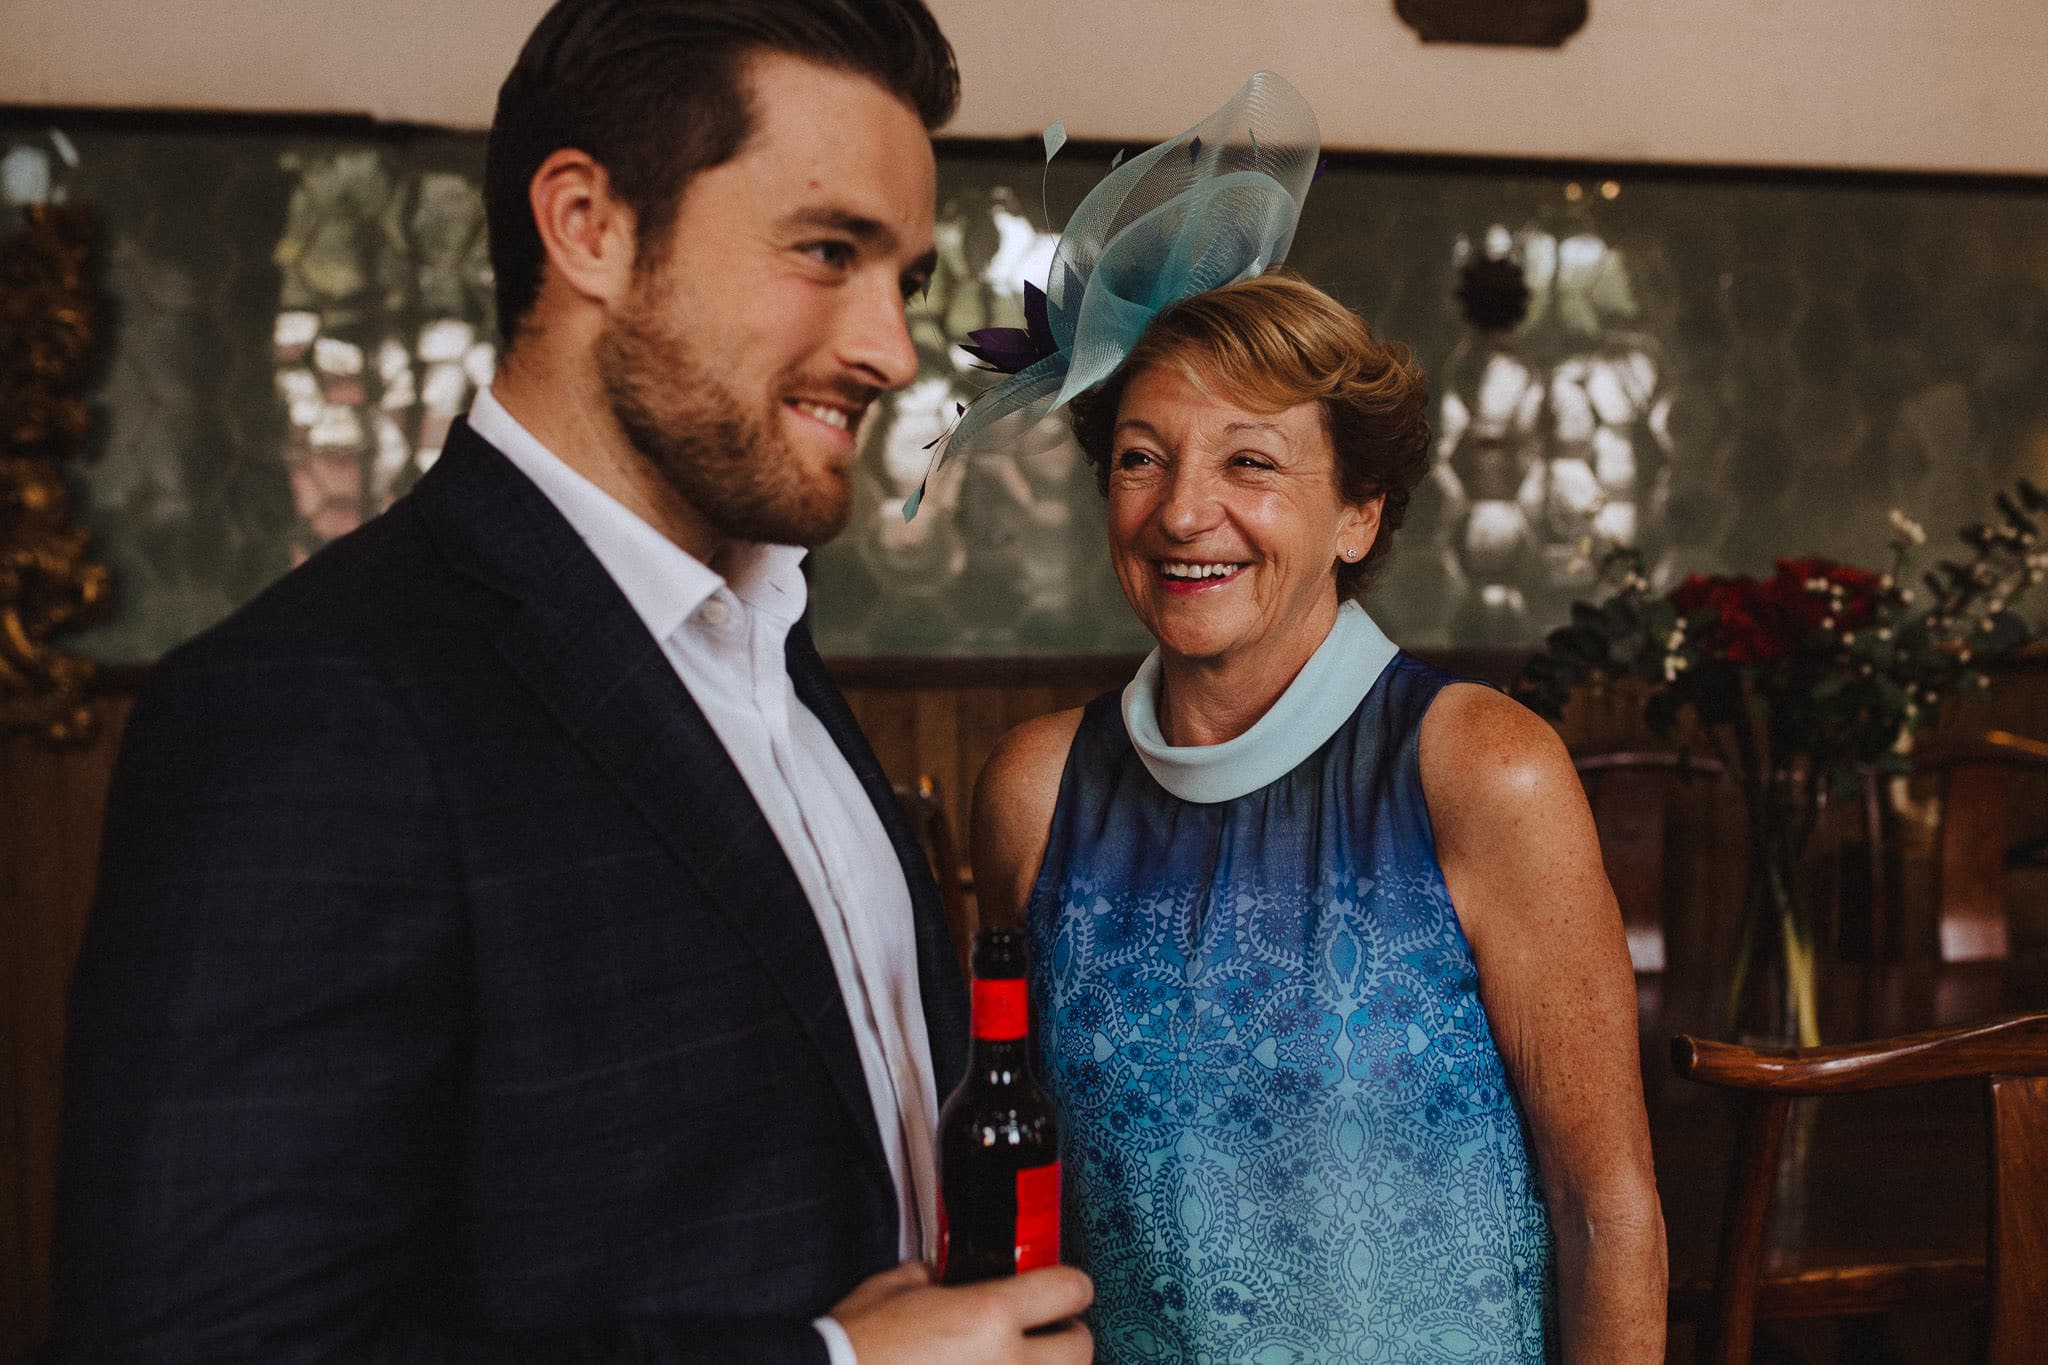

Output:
xmin=1116 ymin=449 xmax=1157 ymax=469
xmin=1231 ymin=454 xmax=1277 ymax=471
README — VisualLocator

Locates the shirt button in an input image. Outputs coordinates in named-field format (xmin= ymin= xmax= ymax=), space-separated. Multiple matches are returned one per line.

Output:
xmin=699 ymin=599 xmax=732 ymax=627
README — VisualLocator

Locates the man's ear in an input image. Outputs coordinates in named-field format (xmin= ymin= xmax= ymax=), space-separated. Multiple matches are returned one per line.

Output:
xmin=528 ymin=148 xmax=637 ymax=307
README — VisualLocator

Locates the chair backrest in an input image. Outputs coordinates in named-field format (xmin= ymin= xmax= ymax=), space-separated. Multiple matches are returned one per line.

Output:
xmin=891 ymin=775 xmax=973 ymax=977
xmin=1572 ymin=749 xmax=1728 ymax=975
xmin=1870 ymin=731 xmax=2048 ymax=963
xmin=1672 ymin=1011 xmax=2048 ymax=1365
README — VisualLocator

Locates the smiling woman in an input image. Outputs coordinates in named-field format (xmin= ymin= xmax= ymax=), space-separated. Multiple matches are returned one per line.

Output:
xmin=1069 ymin=271 xmax=1428 ymax=741
xmin=972 ymin=269 xmax=1666 ymax=1362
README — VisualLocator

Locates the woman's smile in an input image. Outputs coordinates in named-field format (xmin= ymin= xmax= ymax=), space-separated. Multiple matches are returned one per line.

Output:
xmin=1156 ymin=558 xmax=1249 ymax=593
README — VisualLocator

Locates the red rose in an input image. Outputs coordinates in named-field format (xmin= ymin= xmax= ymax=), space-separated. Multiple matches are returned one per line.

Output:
xmin=1669 ymin=574 xmax=1794 ymax=664
xmin=1766 ymin=558 xmax=1881 ymax=631
xmin=1670 ymin=574 xmax=1718 ymax=617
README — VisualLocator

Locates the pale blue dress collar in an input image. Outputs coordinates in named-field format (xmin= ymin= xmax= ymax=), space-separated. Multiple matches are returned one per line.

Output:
xmin=1120 ymin=600 xmax=1401 ymax=805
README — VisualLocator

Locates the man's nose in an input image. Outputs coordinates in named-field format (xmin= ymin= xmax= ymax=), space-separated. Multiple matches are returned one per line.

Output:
xmin=838 ymin=277 xmax=920 ymax=392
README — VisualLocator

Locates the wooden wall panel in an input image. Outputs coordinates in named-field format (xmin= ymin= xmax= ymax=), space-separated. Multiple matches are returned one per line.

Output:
xmin=2 ymin=694 xmax=131 ymax=1363
xmin=950 ymin=686 xmax=1013 ymax=831
xmin=834 ymin=659 xmax=1143 ymax=894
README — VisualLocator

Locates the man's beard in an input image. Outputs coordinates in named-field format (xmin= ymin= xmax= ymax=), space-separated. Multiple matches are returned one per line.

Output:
xmin=595 ymin=287 xmax=861 ymax=549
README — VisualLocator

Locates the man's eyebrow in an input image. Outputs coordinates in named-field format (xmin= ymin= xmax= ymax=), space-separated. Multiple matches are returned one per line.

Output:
xmin=776 ymin=205 xmax=895 ymax=243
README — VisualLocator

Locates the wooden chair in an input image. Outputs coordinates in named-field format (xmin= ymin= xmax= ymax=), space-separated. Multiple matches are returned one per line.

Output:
xmin=891 ymin=775 xmax=973 ymax=976
xmin=1920 ymin=732 xmax=2048 ymax=962
xmin=1672 ymin=1011 xmax=2048 ymax=1365
xmin=1572 ymin=749 xmax=1728 ymax=975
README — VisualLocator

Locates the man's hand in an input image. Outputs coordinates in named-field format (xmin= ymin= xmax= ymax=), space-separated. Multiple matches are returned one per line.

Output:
xmin=830 ymin=1260 xmax=1093 ymax=1363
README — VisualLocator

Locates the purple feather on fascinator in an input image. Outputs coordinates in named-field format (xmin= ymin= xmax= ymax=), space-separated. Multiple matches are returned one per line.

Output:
xmin=960 ymin=283 xmax=1059 ymax=374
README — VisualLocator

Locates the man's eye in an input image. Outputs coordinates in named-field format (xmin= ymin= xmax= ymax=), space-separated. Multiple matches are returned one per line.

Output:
xmin=901 ymin=273 xmax=932 ymax=303
xmin=804 ymin=241 xmax=855 ymax=269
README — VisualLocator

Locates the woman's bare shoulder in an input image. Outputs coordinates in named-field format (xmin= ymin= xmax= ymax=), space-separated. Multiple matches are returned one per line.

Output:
xmin=970 ymin=706 xmax=1087 ymax=925
xmin=980 ymin=706 xmax=1088 ymax=801
xmin=1417 ymin=680 xmax=1577 ymax=816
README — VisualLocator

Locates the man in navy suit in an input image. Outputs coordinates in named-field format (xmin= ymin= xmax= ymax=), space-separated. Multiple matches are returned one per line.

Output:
xmin=54 ymin=1 xmax=1092 ymax=1358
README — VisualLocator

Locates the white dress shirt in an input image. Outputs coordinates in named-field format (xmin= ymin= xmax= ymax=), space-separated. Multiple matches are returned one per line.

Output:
xmin=469 ymin=389 xmax=938 ymax=1363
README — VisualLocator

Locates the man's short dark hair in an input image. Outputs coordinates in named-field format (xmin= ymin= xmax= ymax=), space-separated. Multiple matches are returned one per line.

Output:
xmin=484 ymin=0 xmax=959 ymax=346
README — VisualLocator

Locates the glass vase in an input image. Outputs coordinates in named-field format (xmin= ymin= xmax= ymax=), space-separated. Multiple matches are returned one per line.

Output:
xmin=1725 ymin=771 xmax=1822 ymax=1046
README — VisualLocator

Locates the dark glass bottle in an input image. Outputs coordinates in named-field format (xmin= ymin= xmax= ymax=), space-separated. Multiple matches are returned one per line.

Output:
xmin=935 ymin=927 xmax=1061 ymax=1285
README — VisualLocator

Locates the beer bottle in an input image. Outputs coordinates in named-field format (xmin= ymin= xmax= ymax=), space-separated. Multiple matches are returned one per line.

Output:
xmin=935 ymin=927 xmax=1060 ymax=1284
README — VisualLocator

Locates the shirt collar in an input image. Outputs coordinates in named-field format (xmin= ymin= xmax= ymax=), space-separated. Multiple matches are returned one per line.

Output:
xmin=468 ymin=385 xmax=810 ymax=640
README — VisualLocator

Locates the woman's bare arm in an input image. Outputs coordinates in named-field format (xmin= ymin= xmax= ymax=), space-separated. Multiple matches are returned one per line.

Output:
xmin=1421 ymin=683 xmax=1667 ymax=1362
xmin=969 ymin=708 xmax=1085 ymax=929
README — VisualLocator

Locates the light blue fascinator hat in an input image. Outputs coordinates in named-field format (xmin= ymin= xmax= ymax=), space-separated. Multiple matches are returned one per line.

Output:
xmin=903 ymin=70 xmax=1322 ymax=519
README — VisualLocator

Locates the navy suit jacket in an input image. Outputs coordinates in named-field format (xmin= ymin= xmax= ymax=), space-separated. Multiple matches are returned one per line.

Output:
xmin=54 ymin=420 xmax=969 ymax=1361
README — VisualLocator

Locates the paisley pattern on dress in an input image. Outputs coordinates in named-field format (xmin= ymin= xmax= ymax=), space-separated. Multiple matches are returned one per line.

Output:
xmin=1028 ymin=655 xmax=1555 ymax=1363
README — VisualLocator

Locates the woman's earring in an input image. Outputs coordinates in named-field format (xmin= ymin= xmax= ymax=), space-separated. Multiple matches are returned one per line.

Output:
xmin=1343 ymin=548 xmax=1359 ymax=561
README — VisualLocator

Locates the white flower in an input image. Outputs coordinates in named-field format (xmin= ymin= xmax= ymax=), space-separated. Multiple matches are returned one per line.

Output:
xmin=1564 ymin=536 xmax=1595 ymax=576
xmin=1889 ymin=509 xmax=1927 ymax=546
xmin=1877 ymin=627 xmax=1892 ymax=641
xmin=1663 ymin=654 xmax=1689 ymax=682
xmin=1666 ymin=628 xmax=1686 ymax=651
xmin=1842 ymin=632 xmax=1856 ymax=646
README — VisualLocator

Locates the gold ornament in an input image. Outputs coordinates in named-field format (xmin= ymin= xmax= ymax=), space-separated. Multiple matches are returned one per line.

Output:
xmin=0 ymin=203 xmax=110 ymax=745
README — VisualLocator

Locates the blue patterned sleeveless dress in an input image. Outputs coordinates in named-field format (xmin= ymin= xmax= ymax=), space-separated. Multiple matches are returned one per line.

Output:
xmin=1026 ymin=603 xmax=1555 ymax=1363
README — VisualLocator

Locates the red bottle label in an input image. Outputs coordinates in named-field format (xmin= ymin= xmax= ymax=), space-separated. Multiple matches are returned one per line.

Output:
xmin=1013 ymin=1160 xmax=1061 ymax=1271
xmin=972 ymin=979 xmax=1028 ymax=1041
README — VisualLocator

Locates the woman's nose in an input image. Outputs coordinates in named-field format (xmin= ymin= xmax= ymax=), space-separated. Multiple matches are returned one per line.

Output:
xmin=1158 ymin=464 xmax=1223 ymax=540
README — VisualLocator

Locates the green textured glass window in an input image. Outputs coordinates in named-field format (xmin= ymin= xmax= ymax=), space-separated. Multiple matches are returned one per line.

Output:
xmin=6 ymin=114 xmax=2047 ymax=661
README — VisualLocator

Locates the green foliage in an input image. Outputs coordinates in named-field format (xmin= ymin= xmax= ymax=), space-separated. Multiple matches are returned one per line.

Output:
xmin=1511 ymin=479 xmax=2048 ymax=793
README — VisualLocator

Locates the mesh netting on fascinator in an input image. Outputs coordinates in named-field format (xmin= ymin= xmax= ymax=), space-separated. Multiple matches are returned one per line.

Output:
xmin=903 ymin=70 xmax=1322 ymax=519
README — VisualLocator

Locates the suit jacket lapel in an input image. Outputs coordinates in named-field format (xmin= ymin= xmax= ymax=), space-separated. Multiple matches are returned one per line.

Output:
xmin=411 ymin=420 xmax=892 ymax=1185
